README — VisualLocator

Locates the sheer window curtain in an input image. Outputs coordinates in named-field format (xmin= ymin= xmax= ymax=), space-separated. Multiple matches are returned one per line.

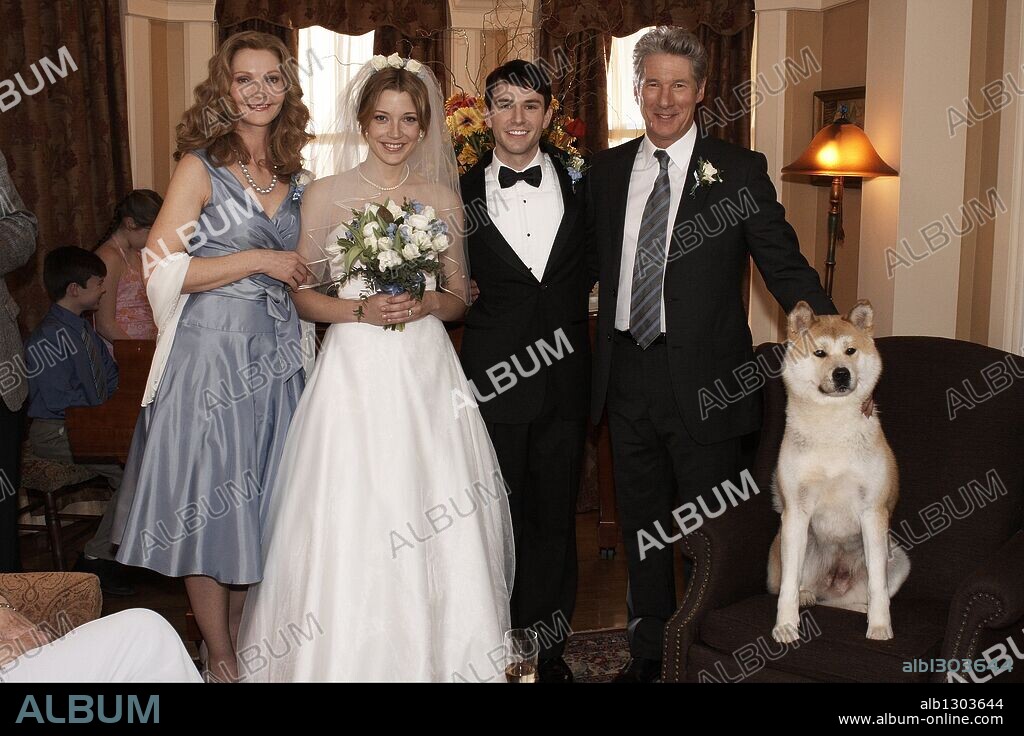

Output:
xmin=606 ymin=27 xmax=653 ymax=148
xmin=298 ymin=28 xmax=375 ymax=179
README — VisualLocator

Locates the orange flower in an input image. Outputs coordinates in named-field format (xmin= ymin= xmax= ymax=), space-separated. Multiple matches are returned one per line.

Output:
xmin=445 ymin=93 xmax=476 ymax=116
xmin=451 ymin=106 xmax=486 ymax=135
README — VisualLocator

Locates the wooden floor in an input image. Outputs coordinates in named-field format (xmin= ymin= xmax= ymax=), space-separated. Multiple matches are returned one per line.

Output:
xmin=20 ymin=510 xmax=686 ymax=649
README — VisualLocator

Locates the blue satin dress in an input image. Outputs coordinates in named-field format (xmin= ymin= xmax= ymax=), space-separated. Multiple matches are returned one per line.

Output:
xmin=113 ymin=149 xmax=305 ymax=585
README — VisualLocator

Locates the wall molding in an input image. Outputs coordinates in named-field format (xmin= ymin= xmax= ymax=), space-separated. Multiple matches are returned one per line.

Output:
xmin=754 ymin=0 xmax=857 ymax=12
xmin=122 ymin=0 xmax=216 ymax=22
xmin=449 ymin=0 xmax=536 ymax=30
xmin=994 ymin=5 xmax=1024 ymax=353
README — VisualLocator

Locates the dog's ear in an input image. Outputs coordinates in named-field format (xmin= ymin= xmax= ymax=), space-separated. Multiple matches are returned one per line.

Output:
xmin=847 ymin=300 xmax=874 ymax=334
xmin=787 ymin=301 xmax=816 ymax=337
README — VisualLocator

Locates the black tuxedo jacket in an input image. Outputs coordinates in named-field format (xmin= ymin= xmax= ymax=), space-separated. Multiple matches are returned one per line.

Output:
xmin=459 ymin=146 xmax=591 ymax=424
xmin=586 ymin=133 xmax=836 ymax=444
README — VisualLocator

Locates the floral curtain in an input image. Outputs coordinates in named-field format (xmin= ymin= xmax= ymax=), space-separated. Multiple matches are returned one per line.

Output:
xmin=0 ymin=0 xmax=133 ymax=333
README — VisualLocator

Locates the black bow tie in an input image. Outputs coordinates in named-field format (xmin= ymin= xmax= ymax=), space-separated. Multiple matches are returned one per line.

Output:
xmin=498 ymin=165 xmax=542 ymax=189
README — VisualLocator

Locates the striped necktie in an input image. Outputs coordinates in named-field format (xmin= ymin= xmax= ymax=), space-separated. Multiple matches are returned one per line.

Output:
xmin=81 ymin=323 xmax=108 ymax=402
xmin=629 ymin=149 xmax=672 ymax=349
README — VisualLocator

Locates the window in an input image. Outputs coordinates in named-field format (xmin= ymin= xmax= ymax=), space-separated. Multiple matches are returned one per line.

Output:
xmin=606 ymin=27 xmax=653 ymax=148
xmin=297 ymin=27 xmax=375 ymax=178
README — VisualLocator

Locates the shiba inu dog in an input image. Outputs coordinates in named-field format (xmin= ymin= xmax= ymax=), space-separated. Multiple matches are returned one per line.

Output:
xmin=767 ymin=300 xmax=910 ymax=643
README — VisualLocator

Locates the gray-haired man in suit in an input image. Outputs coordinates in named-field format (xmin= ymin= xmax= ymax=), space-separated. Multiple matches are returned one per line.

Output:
xmin=0 ymin=149 xmax=38 ymax=572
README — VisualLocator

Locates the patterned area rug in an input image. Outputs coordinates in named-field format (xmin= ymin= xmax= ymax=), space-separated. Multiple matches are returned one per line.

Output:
xmin=563 ymin=628 xmax=630 ymax=683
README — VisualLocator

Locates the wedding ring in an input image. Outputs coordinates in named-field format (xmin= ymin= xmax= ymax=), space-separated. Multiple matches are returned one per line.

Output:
xmin=408 ymin=308 xmax=413 ymax=317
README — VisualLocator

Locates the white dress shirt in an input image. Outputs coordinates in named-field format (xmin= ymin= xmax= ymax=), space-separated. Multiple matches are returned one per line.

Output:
xmin=614 ymin=124 xmax=697 ymax=332
xmin=486 ymin=149 xmax=564 ymax=280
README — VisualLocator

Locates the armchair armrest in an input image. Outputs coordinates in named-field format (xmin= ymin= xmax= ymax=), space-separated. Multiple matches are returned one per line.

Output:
xmin=939 ymin=531 xmax=1024 ymax=665
xmin=663 ymin=482 xmax=778 ymax=681
xmin=0 ymin=572 xmax=102 ymax=634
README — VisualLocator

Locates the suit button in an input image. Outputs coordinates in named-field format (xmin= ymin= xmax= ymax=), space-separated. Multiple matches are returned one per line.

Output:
xmin=541 ymin=284 xmax=548 ymax=290
xmin=606 ymin=334 xmax=612 ymax=342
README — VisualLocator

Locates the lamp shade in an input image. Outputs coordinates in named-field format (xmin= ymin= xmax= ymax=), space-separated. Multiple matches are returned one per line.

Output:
xmin=782 ymin=119 xmax=898 ymax=178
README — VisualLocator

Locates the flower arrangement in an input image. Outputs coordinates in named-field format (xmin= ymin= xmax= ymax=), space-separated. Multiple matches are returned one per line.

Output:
xmin=444 ymin=93 xmax=587 ymax=182
xmin=323 ymin=198 xmax=450 ymax=331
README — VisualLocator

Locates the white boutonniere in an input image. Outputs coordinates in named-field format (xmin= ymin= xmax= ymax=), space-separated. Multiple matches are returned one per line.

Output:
xmin=688 ymin=158 xmax=723 ymax=197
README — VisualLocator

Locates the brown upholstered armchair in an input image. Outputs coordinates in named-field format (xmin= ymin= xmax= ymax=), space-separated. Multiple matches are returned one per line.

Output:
xmin=0 ymin=572 xmax=102 ymax=634
xmin=664 ymin=337 xmax=1024 ymax=683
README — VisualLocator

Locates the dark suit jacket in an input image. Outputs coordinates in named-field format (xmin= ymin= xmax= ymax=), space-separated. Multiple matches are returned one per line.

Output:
xmin=459 ymin=146 xmax=591 ymax=424
xmin=586 ymin=133 xmax=836 ymax=444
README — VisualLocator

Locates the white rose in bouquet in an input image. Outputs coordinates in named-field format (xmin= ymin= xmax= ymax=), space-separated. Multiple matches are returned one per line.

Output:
xmin=363 ymin=235 xmax=379 ymax=252
xmin=362 ymin=222 xmax=380 ymax=238
xmin=412 ymin=230 xmax=431 ymax=248
xmin=431 ymin=234 xmax=450 ymax=252
xmin=401 ymin=242 xmax=420 ymax=261
xmin=407 ymin=214 xmax=430 ymax=231
xmin=385 ymin=200 xmax=404 ymax=219
xmin=377 ymin=250 xmax=403 ymax=270
xmin=421 ymin=205 xmax=436 ymax=220
xmin=377 ymin=236 xmax=394 ymax=251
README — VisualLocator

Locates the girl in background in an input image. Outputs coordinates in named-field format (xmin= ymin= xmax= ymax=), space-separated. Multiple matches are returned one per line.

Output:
xmin=94 ymin=190 xmax=163 ymax=341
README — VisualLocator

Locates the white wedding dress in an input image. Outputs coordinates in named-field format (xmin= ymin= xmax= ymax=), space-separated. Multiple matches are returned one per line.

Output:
xmin=237 ymin=256 xmax=515 ymax=682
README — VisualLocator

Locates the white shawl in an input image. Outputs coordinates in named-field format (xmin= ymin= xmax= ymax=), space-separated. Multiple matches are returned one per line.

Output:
xmin=142 ymin=252 xmax=192 ymax=406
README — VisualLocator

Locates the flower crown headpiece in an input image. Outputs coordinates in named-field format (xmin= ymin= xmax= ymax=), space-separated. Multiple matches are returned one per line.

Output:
xmin=370 ymin=53 xmax=427 ymax=79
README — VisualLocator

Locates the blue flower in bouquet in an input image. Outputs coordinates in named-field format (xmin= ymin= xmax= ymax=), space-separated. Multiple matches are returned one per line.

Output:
xmin=322 ymin=197 xmax=452 ymax=331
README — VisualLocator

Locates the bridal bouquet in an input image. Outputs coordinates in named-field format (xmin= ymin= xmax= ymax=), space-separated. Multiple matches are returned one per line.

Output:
xmin=324 ymin=198 xmax=451 ymax=331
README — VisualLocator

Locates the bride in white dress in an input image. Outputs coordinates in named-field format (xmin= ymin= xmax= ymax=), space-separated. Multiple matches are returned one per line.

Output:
xmin=236 ymin=58 xmax=514 ymax=682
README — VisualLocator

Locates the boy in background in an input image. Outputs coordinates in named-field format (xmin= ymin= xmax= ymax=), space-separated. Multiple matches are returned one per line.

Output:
xmin=25 ymin=246 xmax=133 ymax=595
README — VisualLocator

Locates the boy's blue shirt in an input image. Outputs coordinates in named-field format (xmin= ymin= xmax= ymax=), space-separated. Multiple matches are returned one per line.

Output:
xmin=25 ymin=304 xmax=118 ymax=420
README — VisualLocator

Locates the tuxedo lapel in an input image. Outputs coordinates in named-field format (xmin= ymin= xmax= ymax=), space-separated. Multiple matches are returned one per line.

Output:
xmin=463 ymin=151 xmax=535 ymax=281
xmin=540 ymin=155 xmax=580 ymax=282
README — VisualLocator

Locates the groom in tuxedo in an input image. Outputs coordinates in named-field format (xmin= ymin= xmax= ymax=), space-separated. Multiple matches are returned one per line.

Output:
xmin=460 ymin=60 xmax=591 ymax=683
xmin=586 ymin=27 xmax=836 ymax=682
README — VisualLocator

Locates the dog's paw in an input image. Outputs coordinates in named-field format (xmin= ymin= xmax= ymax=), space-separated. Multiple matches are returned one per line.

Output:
xmin=799 ymin=590 xmax=817 ymax=607
xmin=772 ymin=621 xmax=801 ymax=644
xmin=866 ymin=623 xmax=893 ymax=640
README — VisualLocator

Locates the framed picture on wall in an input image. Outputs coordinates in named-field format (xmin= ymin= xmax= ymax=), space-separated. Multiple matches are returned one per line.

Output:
xmin=811 ymin=86 xmax=866 ymax=188
xmin=814 ymin=86 xmax=866 ymax=130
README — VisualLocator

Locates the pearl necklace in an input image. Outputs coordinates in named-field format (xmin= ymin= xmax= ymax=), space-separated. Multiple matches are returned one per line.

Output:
xmin=358 ymin=164 xmax=410 ymax=192
xmin=238 ymin=159 xmax=278 ymax=195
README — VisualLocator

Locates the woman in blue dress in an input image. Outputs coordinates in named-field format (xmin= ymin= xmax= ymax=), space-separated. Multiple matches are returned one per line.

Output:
xmin=112 ymin=31 xmax=313 ymax=682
